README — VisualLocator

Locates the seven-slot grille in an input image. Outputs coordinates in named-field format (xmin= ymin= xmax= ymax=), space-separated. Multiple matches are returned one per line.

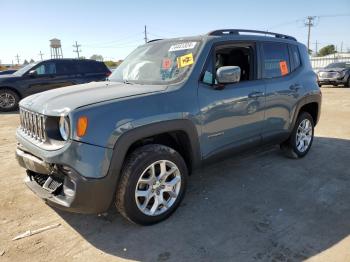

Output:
xmin=19 ymin=108 xmax=46 ymax=142
xmin=319 ymin=72 xmax=338 ymax=78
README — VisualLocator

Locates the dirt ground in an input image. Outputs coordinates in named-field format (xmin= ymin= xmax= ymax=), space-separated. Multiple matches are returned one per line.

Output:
xmin=0 ymin=87 xmax=350 ymax=262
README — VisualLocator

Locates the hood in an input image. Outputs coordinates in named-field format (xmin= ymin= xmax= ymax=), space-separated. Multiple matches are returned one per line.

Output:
xmin=19 ymin=81 xmax=167 ymax=116
xmin=0 ymin=74 xmax=19 ymax=79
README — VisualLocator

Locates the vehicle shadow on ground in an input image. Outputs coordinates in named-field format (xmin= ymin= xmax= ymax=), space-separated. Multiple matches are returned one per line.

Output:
xmin=0 ymin=111 xmax=18 ymax=115
xmin=56 ymin=136 xmax=350 ymax=261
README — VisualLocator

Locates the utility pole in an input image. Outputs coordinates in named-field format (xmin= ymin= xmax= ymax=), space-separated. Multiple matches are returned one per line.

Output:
xmin=73 ymin=41 xmax=82 ymax=59
xmin=38 ymin=51 xmax=44 ymax=61
xmin=144 ymin=25 xmax=148 ymax=43
xmin=340 ymin=41 xmax=343 ymax=53
xmin=314 ymin=40 xmax=318 ymax=56
xmin=305 ymin=16 xmax=316 ymax=53
xmin=15 ymin=54 xmax=20 ymax=65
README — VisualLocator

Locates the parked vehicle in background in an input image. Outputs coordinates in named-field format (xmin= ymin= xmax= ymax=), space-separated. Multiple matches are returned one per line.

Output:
xmin=317 ymin=62 xmax=350 ymax=87
xmin=0 ymin=59 xmax=111 ymax=111
xmin=0 ymin=69 xmax=17 ymax=75
xmin=15 ymin=29 xmax=321 ymax=225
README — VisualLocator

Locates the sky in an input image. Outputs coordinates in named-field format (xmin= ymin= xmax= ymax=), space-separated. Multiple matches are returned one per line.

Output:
xmin=1 ymin=0 xmax=349 ymax=64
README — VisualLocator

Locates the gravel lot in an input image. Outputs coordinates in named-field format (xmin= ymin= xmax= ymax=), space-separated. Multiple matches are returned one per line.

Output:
xmin=0 ymin=87 xmax=350 ymax=262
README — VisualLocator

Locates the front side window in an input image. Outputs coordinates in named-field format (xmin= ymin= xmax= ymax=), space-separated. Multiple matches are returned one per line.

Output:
xmin=262 ymin=42 xmax=290 ymax=78
xmin=201 ymin=43 xmax=255 ymax=85
xmin=35 ymin=62 xmax=56 ymax=75
xmin=109 ymin=40 xmax=201 ymax=85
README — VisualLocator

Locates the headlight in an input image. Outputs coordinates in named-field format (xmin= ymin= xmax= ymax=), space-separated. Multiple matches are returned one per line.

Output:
xmin=338 ymin=71 xmax=346 ymax=78
xmin=59 ymin=116 xmax=70 ymax=141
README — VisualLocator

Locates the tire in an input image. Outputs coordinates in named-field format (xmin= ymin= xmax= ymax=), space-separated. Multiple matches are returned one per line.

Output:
xmin=345 ymin=78 xmax=350 ymax=88
xmin=0 ymin=88 xmax=19 ymax=112
xmin=116 ymin=144 xmax=188 ymax=225
xmin=280 ymin=112 xmax=314 ymax=159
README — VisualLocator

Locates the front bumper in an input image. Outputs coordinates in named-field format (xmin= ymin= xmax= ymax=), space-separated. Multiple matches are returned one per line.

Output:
xmin=15 ymin=133 xmax=117 ymax=214
xmin=318 ymin=77 xmax=346 ymax=85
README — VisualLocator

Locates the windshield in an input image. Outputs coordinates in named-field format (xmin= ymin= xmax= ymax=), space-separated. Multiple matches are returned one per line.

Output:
xmin=13 ymin=62 xmax=39 ymax=76
xmin=109 ymin=40 xmax=201 ymax=85
xmin=325 ymin=62 xmax=350 ymax=69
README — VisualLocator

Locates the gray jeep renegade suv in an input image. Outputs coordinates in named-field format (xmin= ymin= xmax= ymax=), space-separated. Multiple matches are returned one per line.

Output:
xmin=16 ymin=29 xmax=321 ymax=225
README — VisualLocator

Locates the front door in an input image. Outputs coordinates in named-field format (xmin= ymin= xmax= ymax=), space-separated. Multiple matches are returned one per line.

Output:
xmin=198 ymin=42 xmax=266 ymax=158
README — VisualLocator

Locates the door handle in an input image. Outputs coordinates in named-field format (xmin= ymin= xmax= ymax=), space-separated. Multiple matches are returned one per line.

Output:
xmin=248 ymin=91 xmax=264 ymax=98
xmin=289 ymin=84 xmax=301 ymax=91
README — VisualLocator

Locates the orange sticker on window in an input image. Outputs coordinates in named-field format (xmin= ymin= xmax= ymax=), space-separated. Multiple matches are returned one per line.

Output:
xmin=162 ymin=58 xmax=172 ymax=69
xmin=279 ymin=61 xmax=289 ymax=76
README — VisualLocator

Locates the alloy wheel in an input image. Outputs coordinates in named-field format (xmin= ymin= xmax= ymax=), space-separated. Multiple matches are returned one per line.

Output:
xmin=135 ymin=160 xmax=181 ymax=216
xmin=296 ymin=119 xmax=313 ymax=152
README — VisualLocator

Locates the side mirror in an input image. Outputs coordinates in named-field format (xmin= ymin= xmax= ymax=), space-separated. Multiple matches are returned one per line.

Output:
xmin=216 ymin=66 xmax=241 ymax=84
xmin=28 ymin=70 xmax=37 ymax=77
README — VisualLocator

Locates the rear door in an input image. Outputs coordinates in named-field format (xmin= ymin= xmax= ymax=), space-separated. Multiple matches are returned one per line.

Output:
xmin=77 ymin=60 xmax=109 ymax=83
xmin=260 ymin=41 xmax=303 ymax=142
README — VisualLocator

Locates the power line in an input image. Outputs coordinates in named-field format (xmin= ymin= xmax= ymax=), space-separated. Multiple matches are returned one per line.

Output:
xmin=73 ymin=41 xmax=82 ymax=59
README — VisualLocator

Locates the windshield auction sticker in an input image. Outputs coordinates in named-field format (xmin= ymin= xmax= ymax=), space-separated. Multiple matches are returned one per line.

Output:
xmin=177 ymin=53 xmax=194 ymax=68
xmin=169 ymin=42 xmax=197 ymax=52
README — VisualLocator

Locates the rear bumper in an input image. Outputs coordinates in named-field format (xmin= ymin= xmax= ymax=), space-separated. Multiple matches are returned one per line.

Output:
xmin=16 ymin=144 xmax=117 ymax=214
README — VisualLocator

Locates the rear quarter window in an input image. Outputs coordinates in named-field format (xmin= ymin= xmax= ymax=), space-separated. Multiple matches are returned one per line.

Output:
xmin=262 ymin=42 xmax=290 ymax=78
xmin=289 ymin=44 xmax=301 ymax=72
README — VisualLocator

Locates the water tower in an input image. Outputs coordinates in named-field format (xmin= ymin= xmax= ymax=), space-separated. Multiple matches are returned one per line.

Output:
xmin=50 ymin=38 xmax=63 ymax=59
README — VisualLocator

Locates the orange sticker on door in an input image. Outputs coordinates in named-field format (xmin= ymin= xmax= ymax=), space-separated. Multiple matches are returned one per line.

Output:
xmin=279 ymin=61 xmax=289 ymax=76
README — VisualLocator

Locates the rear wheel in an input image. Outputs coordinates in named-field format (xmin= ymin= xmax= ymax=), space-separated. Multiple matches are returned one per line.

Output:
xmin=280 ymin=112 xmax=314 ymax=158
xmin=115 ymin=144 xmax=188 ymax=225
xmin=0 ymin=89 xmax=19 ymax=112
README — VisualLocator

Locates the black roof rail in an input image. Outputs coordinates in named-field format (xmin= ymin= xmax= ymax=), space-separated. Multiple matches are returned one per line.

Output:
xmin=207 ymin=29 xmax=297 ymax=41
xmin=147 ymin=39 xmax=163 ymax=43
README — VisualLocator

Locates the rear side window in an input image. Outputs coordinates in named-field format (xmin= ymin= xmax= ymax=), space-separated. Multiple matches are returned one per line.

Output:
xmin=56 ymin=62 xmax=78 ymax=75
xmin=262 ymin=42 xmax=290 ymax=78
xmin=78 ymin=61 xmax=107 ymax=73
xmin=289 ymin=45 xmax=301 ymax=72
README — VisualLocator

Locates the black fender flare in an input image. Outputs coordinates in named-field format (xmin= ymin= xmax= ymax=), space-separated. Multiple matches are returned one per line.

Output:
xmin=109 ymin=119 xmax=201 ymax=176
xmin=290 ymin=93 xmax=322 ymax=130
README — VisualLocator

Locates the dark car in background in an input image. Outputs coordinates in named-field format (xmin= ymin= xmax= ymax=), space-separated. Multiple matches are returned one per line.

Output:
xmin=0 ymin=69 xmax=17 ymax=75
xmin=317 ymin=62 xmax=350 ymax=87
xmin=0 ymin=59 xmax=111 ymax=111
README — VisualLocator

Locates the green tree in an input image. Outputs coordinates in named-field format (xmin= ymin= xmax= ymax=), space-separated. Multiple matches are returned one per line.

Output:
xmin=318 ymin=45 xmax=336 ymax=57
xmin=90 ymin=54 xmax=103 ymax=61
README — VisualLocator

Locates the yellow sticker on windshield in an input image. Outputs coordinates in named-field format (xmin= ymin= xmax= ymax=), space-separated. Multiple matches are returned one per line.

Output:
xmin=177 ymin=53 xmax=194 ymax=68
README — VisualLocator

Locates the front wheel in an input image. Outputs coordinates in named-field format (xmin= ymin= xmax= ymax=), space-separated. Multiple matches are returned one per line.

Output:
xmin=0 ymin=89 xmax=19 ymax=112
xmin=345 ymin=78 xmax=350 ymax=88
xmin=281 ymin=112 xmax=314 ymax=158
xmin=115 ymin=144 xmax=188 ymax=225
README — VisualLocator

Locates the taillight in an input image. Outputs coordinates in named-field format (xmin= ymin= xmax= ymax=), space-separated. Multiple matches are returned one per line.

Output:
xmin=106 ymin=71 xmax=111 ymax=77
